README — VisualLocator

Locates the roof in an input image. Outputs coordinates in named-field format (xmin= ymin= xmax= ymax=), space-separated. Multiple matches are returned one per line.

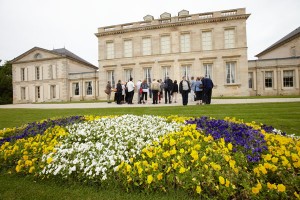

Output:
xmin=52 ymin=48 xmax=97 ymax=69
xmin=11 ymin=47 xmax=98 ymax=69
xmin=256 ymin=26 xmax=300 ymax=57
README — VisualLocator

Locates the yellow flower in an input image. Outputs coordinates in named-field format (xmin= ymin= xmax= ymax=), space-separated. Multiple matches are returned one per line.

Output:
xmin=201 ymin=155 xmax=207 ymax=162
xmin=252 ymin=187 xmax=259 ymax=194
xmin=225 ymin=179 xmax=230 ymax=187
xmin=179 ymin=148 xmax=185 ymax=154
xmin=46 ymin=157 xmax=53 ymax=164
xmin=277 ymin=184 xmax=286 ymax=192
xmin=169 ymin=138 xmax=176 ymax=146
xmin=196 ymin=185 xmax=202 ymax=194
xmin=15 ymin=165 xmax=21 ymax=173
xmin=179 ymin=167 xmax=186 ymax=174
xmin=163 ymin=151 xmax=170 ymax=158
xmin=157 ymin=173 xmax=163 ymax=181
xmin=23 ymin=155 xmax=29 ymax=161
xmin=190 ymin=150 xmax=199 ymax=161
xmin=228 ymin=143 xmax=233 ymax=151
xmin=267 ymin=182 xmax=277 ymax=190
xmin=219 ymin=176 xmax=225 ymax=185
xmin=147 ymin=175 xmax=153 ymax=184
xmin=271 ymin=157 xmax=278 ymax=164
xmin=126 ymin=165 xmax=131 ymax=172
xmin=29 ymin=166 xmax=35 ymax=173
xmin=170 ymin=148 xmax=177 ymax=155
xmin=294 ymin=191 xmax=300 ymax=199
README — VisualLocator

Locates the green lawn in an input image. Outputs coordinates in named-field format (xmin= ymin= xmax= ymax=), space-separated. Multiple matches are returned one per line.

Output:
xmin=0 ymin=102 xmax=300 ymax=200
xmin=1 ymin=102 xmax=299 ymax=135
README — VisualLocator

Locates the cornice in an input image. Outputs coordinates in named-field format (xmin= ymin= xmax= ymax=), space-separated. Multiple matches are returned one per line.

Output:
xmin=95 ymin=14 xmax=250 ymax=37
xmin=199 ymin=57 xmax=217 ymax=60
xmin=222 ymin=55 xmax=241 ymax=59
xmin=121 ymin=63 xmax=135 ymax=66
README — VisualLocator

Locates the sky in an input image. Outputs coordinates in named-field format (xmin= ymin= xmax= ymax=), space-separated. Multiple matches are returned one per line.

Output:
xmin=0 ymin=0 xmax=299 ymax=66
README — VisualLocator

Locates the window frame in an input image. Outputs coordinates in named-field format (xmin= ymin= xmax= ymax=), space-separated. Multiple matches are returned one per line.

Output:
xmin=160 ymin=35 xmax=171 ymax=54
xmin=180 ymin=33 xmax=191 ymax=53
xmin=264 ymin=71 xmax=273 ymax=88
xmin=202 ymin=31 xmax=212 ymax=51
xmin=106 ymin=41 xmax=115 ymax=59
xmin=224 ymin=28 xmax=235 ymax=49
xmin=124 ymin=39 xmax=133 ymax=58
xmin=283 ymin=70 xmax=294 ymax=88
xmin=86 ymin=81 xmax=93 ymax=95
xmin=203 ymin=63 xmax=213 ymax=79
xmin=225 ymin=62 xmax=236 ymax=84
xmin=142 ymin=37 xmax=151 ymax=56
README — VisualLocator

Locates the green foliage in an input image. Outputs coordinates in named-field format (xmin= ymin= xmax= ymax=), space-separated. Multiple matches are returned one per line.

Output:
xmin=0 ymin=61 xmax=13 ymax=105
xmin=0 ymin=102 xmax=299 ymax=135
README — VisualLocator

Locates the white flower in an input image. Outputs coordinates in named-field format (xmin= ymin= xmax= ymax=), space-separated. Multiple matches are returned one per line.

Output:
xmin=40 ymin=115 xmax=182 ymax=182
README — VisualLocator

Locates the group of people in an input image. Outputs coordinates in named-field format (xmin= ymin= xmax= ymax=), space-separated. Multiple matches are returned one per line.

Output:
xmin=104 ymin=76 xmax=214 ymax=106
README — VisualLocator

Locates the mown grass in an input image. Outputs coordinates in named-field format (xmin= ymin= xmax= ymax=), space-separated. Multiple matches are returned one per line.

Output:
xmin=0 ymin=102 xmax=299 ymax=135
xmin=0 ymin=102 xmax=300 ymax=200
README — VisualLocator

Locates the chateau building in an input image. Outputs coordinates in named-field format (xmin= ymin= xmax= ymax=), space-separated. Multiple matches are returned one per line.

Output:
xmin=95 ymin=8 xmax=250 ymax=99
xmin=11 ymin=47 xmax=98 ymax=103
xmin=10 ymin=8 xmax=299 ymax=104
xmin=248 ymin=26 xmax=300 ymax=96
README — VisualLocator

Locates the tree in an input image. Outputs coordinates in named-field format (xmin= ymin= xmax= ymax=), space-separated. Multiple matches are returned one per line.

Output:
xmin=0 ymin=61 xmax=13 ymax=104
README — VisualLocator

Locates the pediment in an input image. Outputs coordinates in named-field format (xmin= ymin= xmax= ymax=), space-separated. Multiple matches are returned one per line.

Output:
xmin=11 ymin=47 xmax=62 ymax=63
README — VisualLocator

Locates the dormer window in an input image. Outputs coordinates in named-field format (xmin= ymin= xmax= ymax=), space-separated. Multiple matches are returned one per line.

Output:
xmin=160 ymin=12 xmax=171 ymax=19
xmin=34 ymin=53 xmax=42 ymax=59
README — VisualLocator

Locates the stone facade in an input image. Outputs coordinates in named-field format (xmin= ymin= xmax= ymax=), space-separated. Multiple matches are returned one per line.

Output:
xmin=11 ymin=47 xmax=98 ymax=104
xmin=248 ymin=27 xmax=300 ymax=96
xmin=95 ymin=8 xmax=250 ymax=99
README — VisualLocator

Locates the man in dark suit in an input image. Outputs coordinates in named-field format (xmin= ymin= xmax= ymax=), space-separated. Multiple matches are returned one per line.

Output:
xmin=202 ymin=77 xmax=214 ymax=104
xmin=164 ymin=77 xmax=173 ymax=104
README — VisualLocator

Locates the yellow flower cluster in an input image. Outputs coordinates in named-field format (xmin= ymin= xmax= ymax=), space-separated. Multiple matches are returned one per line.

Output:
xmin=117 ymin=124 xmax=241 ymax=196
xmin=0 ymin=126 xmax=68 ymax=174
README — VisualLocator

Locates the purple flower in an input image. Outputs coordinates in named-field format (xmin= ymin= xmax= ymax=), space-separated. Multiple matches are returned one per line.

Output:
xmin=186 ymin=117 xmax=268 ymax=163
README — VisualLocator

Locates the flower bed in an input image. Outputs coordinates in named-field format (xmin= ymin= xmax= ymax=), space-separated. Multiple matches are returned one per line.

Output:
xmin=0 ymin=115 xmax=299 ymax=199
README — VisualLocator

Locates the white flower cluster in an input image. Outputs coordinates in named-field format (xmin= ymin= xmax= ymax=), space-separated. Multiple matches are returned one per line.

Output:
xmin=40 ymin=115 xmax=182 ymax=181
xmin=272 ymin=128 xmax=300 ymax=139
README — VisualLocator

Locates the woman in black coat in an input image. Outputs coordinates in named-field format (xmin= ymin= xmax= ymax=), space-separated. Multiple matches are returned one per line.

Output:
xmin=171 ymin=80 xmax=179 ymax=103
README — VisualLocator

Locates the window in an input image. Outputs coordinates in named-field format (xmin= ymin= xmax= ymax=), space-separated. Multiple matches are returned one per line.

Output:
xmin=86 ymin=81 xmax=92 ymax=95
xmin=248 ymin=72 xmax=253 ymax=89
xmin=226 ymin=62 xmax=236 ymax=84
xmin=162 ymin=66 xmax=170 ymax=80
xmin=107 ymin=70 xmax=115 ymax=88
xmin=124 ymin=69 xmax=133 ymax=82
xmin=283 ymin=70 xmax=294 ymax=87
xmin=290 ymin=46 xmax=296 ymax=57
xmin=144 ymin=68 xmax=152 ymax=84
xmin=36 ymin=86 xmax=40 ymax=99
xmin=106 ymin=41 xmax=114 ymax=59
xmin=50 ymin=85 xmax=56 ymax=99
xmin=21 ymin=87 xmax=26 ymax=100
xmin=34 ymin=53 xmax=42 ymax=59
xmin=73 ymin=83 xmax=79 ymax=96
xmin=265 ymin=71 xmax=273 ymax=88
xmin=180 ymin=33 xmax=190 ymax=52
xmin=142 ymin=37 xmax=151 ymax=56
xmin=181 ymin=65 xmax=191 ymax=80
xmin=124 ymin=40 xmax=133 ymax=57
xmin=203 ymin=63 xmax=212 ymax=79
xmin=224 ymin=29 xmax=235 ymax=49
xmin=35 ymin=66 xmax=40 ymax=80
xmin=160 ymin=35 xmax=171 ymax=54
xmin=202 ymin=31 xmax=212 ymax=51
xmin=21 ymin=68 xmax=25 ymax=81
